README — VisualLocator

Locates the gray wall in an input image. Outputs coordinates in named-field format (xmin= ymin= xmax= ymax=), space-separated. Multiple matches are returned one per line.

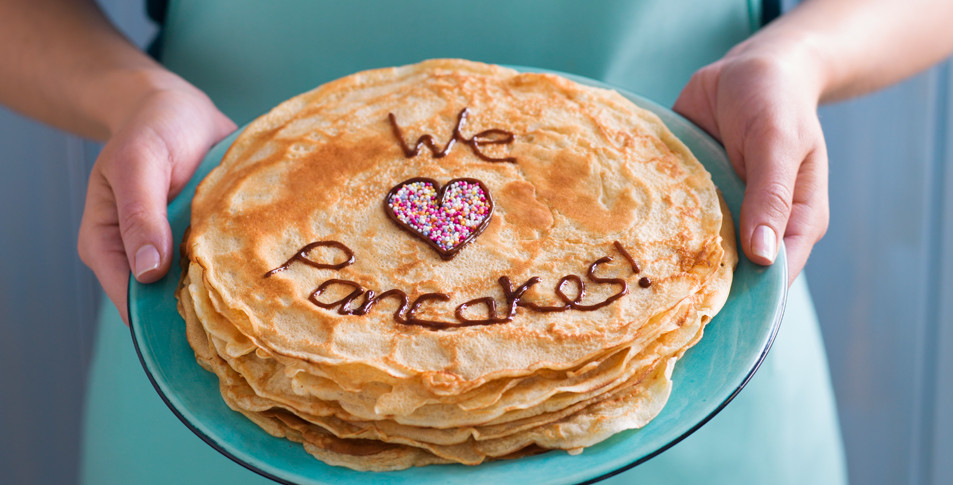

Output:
xmin=0 ymin=2 xmax=153 ymax=484
xmin=0 ymin=108 xmax=100 ymax=485
xmin=1 ymin=2 xmax=951 ymax=484
xmin=812 ymin=61 xmax=953 ymax=485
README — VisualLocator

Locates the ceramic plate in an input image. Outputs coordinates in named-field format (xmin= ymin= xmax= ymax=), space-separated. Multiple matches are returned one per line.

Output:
xmin=129 ymin=71 xmax=786 ymax=485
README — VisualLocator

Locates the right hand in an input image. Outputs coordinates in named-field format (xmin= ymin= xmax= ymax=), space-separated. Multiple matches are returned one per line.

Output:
xmin=673 ymin=40 xmax=830 ymax=285
xmin=78 ymin=85 xmax=236 ymax=324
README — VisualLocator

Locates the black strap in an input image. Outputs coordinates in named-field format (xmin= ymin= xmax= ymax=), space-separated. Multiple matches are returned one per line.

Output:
xmin=144 ymin=0 xmax=168 ymax=60
xmin=762 ymin=0 xmax=782 ymax=26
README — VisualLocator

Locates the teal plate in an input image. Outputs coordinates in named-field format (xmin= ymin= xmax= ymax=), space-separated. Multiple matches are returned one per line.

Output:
xmin=129 ymin=72 xmax=786 ymax=485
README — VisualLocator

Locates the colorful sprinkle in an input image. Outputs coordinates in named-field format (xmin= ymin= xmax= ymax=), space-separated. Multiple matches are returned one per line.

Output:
xmin=387 ymin=179 xmax=492 ymax=253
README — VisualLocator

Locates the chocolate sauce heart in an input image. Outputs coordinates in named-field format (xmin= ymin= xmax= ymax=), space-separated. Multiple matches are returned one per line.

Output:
xmin=384 ymin=177 xmax=494 ymax=260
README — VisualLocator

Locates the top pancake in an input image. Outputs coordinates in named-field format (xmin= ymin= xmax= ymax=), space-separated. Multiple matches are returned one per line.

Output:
xmin=185 ymin=59 xmax=728 ymax=391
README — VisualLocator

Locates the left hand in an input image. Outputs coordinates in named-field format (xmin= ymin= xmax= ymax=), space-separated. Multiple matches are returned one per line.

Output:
xmin=78 ymin=84 xmax=236 ymax=323
xmin=673 ymin=45 xmax=830 ymax=284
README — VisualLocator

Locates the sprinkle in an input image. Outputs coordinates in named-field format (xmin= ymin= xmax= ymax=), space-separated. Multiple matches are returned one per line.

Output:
xmin=387 ymin=180 xmax=492 ymax=251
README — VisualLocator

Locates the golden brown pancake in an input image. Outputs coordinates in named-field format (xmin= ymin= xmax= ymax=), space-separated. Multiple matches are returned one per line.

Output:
xmin=177 ymin=58 xmax=735 ymax=470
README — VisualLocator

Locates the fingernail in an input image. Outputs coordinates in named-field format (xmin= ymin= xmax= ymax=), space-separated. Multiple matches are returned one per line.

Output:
xmin=751 ymin=225 xmax=777 ymax=264
xmin=134 ymin=244 xmax=160 ymax=278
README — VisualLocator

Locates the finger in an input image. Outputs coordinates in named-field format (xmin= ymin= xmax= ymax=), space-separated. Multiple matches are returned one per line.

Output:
xmin=736 ymin=119 xmax=803 ymax=266
xmin=102 ymin=127 xmax=175 ymax=284
xmin=77 ymin=170 xmax=131 ymax=323
xmin=779 ymin=144 xmax=830 ymax=283
xmin=165 ymin=107 xmax=237 ymax=198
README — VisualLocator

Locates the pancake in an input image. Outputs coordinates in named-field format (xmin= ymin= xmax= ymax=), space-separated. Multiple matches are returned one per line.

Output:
xmin=176 ymin=58 xmax=736 ymax=470
xmin=184 ymin=260 xmax=711 ymax=424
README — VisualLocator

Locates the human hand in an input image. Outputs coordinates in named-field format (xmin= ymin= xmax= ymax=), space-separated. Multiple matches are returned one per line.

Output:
xmin=673 ymin=43 xmax=830 ymax=284
xmin=78 ymin=86 xmax=236 ymax=323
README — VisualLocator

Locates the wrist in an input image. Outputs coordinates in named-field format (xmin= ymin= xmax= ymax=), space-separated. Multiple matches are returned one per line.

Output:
xmin=724 ymin=25 xmax=832 ymax=105
xmin=81 ymin=65 xmax=201 ymax=140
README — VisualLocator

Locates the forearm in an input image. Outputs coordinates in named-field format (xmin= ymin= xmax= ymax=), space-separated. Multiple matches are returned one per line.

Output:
xmin=733 ymin=0 xmax=953 ymax=103
xmin=0 ymin=0 xmax=192 ymax=141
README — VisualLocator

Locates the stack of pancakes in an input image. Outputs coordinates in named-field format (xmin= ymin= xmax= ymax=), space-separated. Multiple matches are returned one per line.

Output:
xmin=176 ymin=59 xmax=737 ymax=471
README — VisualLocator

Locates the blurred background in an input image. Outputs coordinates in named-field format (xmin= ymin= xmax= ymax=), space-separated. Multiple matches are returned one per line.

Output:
xmin=1 ymin=1 xmax=951 ymax=484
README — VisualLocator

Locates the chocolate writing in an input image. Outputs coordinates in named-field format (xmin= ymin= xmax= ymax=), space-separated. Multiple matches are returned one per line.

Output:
xmin=613 ymin=240 xmax=641 ymax=274
xmin=264 ymin=241 xmax=354 ymax=278
xmin=388 ymin=108 xmax=517 ymax=163
xmin=265 ymin=240 xmax=649 ymax=330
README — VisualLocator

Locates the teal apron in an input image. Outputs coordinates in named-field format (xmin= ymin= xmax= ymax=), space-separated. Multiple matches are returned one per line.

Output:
xmin=81 ymin=1 xmax=847 ymax=483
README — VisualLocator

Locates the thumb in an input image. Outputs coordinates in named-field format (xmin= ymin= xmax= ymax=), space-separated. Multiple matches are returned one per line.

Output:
xmin=106 ymin=130 xmax=175 ymax=283
xmin=736 ymin=123 xmax=799 ymax=267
